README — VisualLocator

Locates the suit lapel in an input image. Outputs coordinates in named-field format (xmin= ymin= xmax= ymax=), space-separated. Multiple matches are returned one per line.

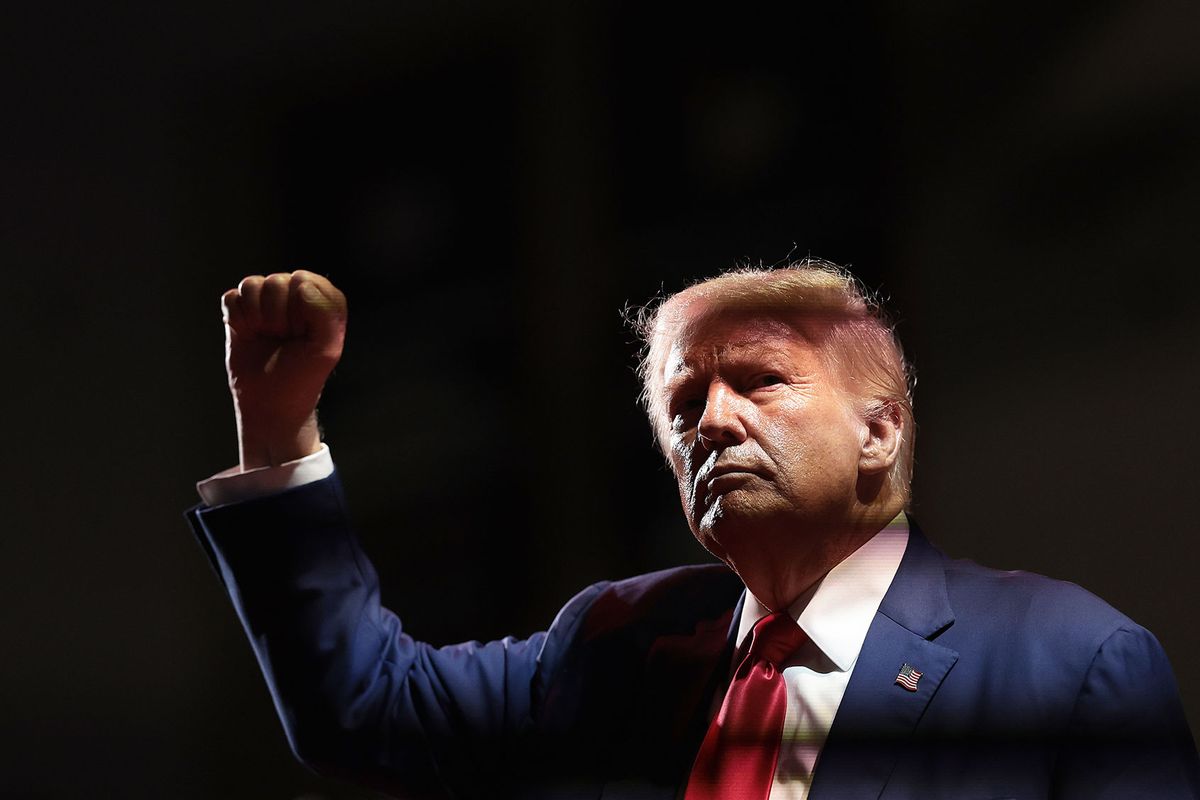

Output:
xmin=642 ymin=590 xmax=746 ymax=742
xmin=600 ymin=591 xmax=746 ymax=800
xmin=809 ymin=526 xmax=959 ymax=800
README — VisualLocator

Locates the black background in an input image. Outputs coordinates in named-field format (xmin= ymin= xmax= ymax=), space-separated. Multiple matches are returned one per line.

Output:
xmin=4 ymin=2 xmax=1198 ymax=796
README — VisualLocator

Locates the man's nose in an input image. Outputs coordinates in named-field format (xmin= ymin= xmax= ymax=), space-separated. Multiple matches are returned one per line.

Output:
xmin=697 ymin=382 xmax=748 ymax=450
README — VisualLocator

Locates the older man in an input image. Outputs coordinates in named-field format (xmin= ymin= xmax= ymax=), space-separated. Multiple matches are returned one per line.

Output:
xmin=189 ymin=262 xmax=1199 ymax=799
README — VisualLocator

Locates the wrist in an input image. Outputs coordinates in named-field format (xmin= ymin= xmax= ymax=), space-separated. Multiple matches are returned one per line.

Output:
xmin=236 ymin=409 xmax=322 ymax=469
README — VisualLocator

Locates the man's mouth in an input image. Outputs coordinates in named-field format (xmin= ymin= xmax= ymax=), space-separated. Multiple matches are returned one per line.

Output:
xmin=697 ymin=466 xmax=763 ymax=504
xmin=697 ymin=463 xmax=765 ymax=486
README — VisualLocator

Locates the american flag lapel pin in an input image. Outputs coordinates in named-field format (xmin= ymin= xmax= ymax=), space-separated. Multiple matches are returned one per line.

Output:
xmin=895 ymin=663 xmax=923 ymax=692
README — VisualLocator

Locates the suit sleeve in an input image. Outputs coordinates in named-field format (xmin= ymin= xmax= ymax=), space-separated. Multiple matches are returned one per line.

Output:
xmin=1053 ymin=624 xmax=1200 ymax=799
xmin=186 ymin=470 xmax=599 ymax=798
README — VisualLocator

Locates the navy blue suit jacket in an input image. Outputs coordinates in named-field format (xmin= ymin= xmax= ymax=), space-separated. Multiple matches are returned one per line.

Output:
xmin=188 ymin=472 xmax=1200 ymax=798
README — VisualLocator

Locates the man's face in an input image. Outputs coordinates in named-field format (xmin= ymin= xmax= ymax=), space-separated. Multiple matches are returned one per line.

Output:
xmin=661 ymin=313 xmax=866 ymax=562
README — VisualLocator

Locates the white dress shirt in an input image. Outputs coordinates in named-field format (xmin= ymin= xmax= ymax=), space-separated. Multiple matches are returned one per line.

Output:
xmin=197 ymin=449 xmax=908 ymax=799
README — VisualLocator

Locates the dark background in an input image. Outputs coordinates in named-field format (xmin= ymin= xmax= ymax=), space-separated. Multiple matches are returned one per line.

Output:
xmin=4 ymin=2 xmax=1198 ymax=796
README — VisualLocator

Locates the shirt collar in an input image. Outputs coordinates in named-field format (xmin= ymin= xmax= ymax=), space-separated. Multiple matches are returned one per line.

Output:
xmin=736 ymin=513 xmax=910 ymax=672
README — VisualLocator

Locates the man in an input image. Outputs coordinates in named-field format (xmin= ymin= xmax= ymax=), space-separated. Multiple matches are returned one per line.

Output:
xmin=189 ymin=262 xmax=1200 ymax=799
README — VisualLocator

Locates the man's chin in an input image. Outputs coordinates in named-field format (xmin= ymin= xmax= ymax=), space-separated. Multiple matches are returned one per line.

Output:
xmin=698 ymin=492 xmax=765 ymax=528
xmin=695 ymin=502 xmax=762 ymax=556
xmin=696 ymin=493 xmax=804 ymax=555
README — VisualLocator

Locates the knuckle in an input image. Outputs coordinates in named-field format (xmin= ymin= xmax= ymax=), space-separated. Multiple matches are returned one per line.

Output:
xmin=264 ymin=273 xmax=291 ymax=290
xmin=237 ymin=274 xmax=264 ymax=292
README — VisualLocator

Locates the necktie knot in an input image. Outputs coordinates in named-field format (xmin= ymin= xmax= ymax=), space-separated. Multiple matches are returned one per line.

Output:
xmin=747 ymin=611 xmax=805 ymax=667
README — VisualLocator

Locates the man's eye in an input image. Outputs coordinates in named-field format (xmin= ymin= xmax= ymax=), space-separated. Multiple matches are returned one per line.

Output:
xmin=669 ymin=397 xmax=703 ymax=425
xmin=753 ymin=374 xmax=785 ymax=388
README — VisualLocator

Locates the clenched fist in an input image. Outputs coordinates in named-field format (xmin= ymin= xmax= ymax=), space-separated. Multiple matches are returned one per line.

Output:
xmin=221 ymin=270 xmax=348 ymax=470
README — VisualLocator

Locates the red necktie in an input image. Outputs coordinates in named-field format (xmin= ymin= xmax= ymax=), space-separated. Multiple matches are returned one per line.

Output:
xmin=685 ymin=611 xmax=807 ymax=800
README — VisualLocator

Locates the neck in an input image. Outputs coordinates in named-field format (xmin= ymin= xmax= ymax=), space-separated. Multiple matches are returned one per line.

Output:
xmin=725 ymin=502 xmax=904 ymax=612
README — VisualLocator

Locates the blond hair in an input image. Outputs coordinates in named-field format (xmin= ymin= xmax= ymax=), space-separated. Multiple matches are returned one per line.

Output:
xmin=629 ymin=259 xmax=916 ymax=504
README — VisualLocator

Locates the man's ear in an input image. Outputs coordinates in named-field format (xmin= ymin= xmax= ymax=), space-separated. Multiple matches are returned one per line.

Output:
xmin=859 ymin=401 xmax=903 ymax=475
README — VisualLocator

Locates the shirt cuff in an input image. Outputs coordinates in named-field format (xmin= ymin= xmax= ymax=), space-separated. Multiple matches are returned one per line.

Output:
xmin=196 ymin=443 xmax=335 ymax=507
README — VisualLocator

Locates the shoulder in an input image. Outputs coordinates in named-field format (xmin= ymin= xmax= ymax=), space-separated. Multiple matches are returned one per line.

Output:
xmin=941 ymin=554 xmax=1134 ymax=649
xmin=902 ymin=535 xmax=1200 ymax=791
xmin=914 ymin=539 xmax=1190 ymax=734
xmin=940 ymin=556 xmax=1128 ymax=633
xmin=546 ymin=563 xmax=743 ymax=646
xmin=893 ymin=525 xmax=1141 ymax=660
xmin=536 ymin=564 xmax=741 ymax=685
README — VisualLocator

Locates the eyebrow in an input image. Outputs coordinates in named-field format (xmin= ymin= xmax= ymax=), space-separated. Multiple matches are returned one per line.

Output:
xmin=662 ymin=343 xmax=800 ymax=392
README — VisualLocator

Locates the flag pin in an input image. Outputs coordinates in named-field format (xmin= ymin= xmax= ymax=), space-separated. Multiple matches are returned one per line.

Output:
xmin=895 ymin=663 xmax=922 ymax=692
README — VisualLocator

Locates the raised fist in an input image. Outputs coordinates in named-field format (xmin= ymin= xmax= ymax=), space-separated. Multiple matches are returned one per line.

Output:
xmin=221 ymin=270 xmax=348 ymax=469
